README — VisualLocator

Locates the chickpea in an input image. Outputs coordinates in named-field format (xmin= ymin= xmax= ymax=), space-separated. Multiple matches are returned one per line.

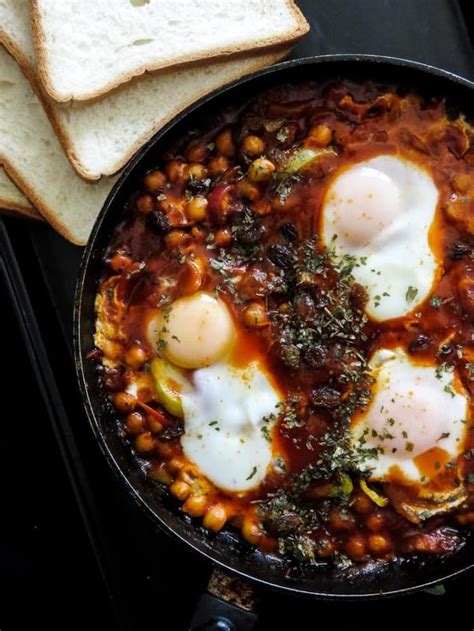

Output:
xmin=178 ymin=465 xmax=199 ymax=486
xmin=135 ymin=431 xmax=155 ymax=454
xmin=248 ymin=158 xmax=275 ymax=183
xmin=182 ymin=494 xmax=208 ymax=517
xmin=368 ymin=534 xmax=391 ymax=555
xmin=124 ymin=343 xmax=149 ymax=369
xmin=456 ymin=511 xmax=474 ymax=525
xmin=136 ymin=194 xmax=154 ymax=214
xmin=351 ymin=492 xmax=373 ymax=515
xmin=186 ymin=143 xmax=208 ymax=163
xmin=208 ymin=155 xmax=230 ymax=176
xmin=181 ymin=260 xmax=204 ymax=295
xmin=114 ymin=392 xmax=137 ymax=413
xmin=242 ymin=302 xmax=269 ymax=328
xmin=366 ymin=512 xmax=385 ymax=532
xmin=110 ymin=253 xmax=132 ymax=272
xmin=216 ymin=129 xmax=236 ymax=157
xmin=203 ymin=504 xmax=228 ymax=532
xmin=188 ymin=163 xmax=208 ymax=180
xmin=125 ymin=411 xmax=145 ymax=434
xmin=170 ymin=480 xmax=191 ymax=501
xmin=144 ymin=170 xmax=166 ymax=192
xmin=164 ymin=230 xmax=190 ymax=248
xmin=186 ymin=196 xmax=208 ymax=221
xmin=309 ymin=123 xmax=333 ymax=147
xmin=146 ymin=415 xmax=163 ymax=434
xmin=328 ymin=508 xmax=356 ymax=531
xmin=156 ymin=195 xmax=178 ymax=215
xmin=236 ymin=179 xmax=260 ymax=201
xmin=241 ymin=517 xmax=262 ymax=545
xmin=241 ymin=135 xmax=265 ymax=156
xmin=191 ymin=226 xmax=205 ymax=241
xmin=100 ymin=339 xmax=123 ymax=361
xmin=148 ymin=462 xmax=173 ymax=485
xmin=452 ymin=172 xmax=471 ymax=194
xmin=166 ymin=160 xmax=188 ymax=183
xmin=253 ymin=200 xmax=272 ymax=216
xmin=446 ymin=197 xmax=473 ymax=234
xmin=167 ymin=456 xmax=186 ymax=473
xmin=316 ymin=537 xmax=335 ymax=559
xmin=345 ymin=536 xmax=366 ymax=560
xmin=214 ymin=228 xmax=232 ymax=247
xmin=156 ymin=441 xmax=173 ymax=458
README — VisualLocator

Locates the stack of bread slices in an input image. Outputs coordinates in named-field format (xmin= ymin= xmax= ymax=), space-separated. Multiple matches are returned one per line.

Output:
xmin=0 ymin=0 xmax=308 ymax=244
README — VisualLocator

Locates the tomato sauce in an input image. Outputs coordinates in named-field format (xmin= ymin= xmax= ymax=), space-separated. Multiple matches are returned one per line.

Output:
xmin=95 ymin=79 xmax=474 ymax=565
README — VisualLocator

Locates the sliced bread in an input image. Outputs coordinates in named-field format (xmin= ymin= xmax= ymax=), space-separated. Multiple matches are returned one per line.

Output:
xmin=0 ymin=44 xmax=115 ymax=244
xmin=0 ymin=165 xmax=41 ymax=219
xmin=30 ymin=0 xmax=308 ymax=103
xmin=1 ymin=0 xmax=291 ymax=180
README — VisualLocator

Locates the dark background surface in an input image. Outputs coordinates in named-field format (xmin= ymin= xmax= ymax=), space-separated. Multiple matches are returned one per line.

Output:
xmin=1 ymin=1 xmax=473 ymax=629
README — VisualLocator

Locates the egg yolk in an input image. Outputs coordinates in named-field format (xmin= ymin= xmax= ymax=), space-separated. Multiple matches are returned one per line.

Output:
xmin=158 ymin=292 xmax=235 ymax=369
xmin=324 ymin=165 xmax=401 ymax=247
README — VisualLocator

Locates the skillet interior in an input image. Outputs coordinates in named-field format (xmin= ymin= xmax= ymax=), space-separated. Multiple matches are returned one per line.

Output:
xmin=74 ymin=55 xmax=474 ymax=598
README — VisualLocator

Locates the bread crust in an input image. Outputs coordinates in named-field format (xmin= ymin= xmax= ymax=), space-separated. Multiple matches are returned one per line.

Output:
xmin=88 ymin=48 xmax=291 ymax=178
xmin=0 ymin=45 xmax=97 ymax=243
xmin=0 ymin=29 xmax=94 ymax=181
xmin=29 ymin=0 xmax=308 ymax=104
xmin=0 ymin=202 xmax=43 ymax=220
xmin=0 ymin=167 xmax=39 ymax=218
xmin=0 ymin=156 xmax=86 ymax=244
xmin=0 ymin=44 xmax=289 ymax=244
xmin=1 ymin=27 xmax=291 ymax=180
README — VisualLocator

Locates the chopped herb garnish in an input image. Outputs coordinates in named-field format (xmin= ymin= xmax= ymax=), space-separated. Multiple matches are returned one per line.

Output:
xmin=444 ymin=384 xmax=455 ymax=398
xmin=246 ymin=466 xmax=258 ymax=480
xmin=435 ymin=362 xmax=453 ymax=379
xmin=430 ymin=295 xmax=442 ymax=309
xmin=405 ymin=286 xmax=418 ymax=303
xmin=261 ymin=425 xmax=271 ymax=441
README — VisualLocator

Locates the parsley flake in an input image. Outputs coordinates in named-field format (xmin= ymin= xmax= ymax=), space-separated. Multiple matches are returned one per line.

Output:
xmin=246 ymin=466 xmax=258 ymax=480
xmin=405 ymin=286 xmax=418 ymax=303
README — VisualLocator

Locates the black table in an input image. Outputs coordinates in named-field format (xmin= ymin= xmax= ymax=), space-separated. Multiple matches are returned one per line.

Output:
xmin=1 ymin=1 xmax=473 ymax=629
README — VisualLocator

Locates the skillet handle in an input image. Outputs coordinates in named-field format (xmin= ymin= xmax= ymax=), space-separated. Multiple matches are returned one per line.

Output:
xmin=187 ymin=569 xmax=258 ymax=631
xmin=187 ymin=593 xmax=257 ymax=631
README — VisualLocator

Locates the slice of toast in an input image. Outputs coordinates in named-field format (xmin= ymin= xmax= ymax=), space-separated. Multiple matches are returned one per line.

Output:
xmin=0 ymin=0 xmax=291 ymax=180
xmin=0 ymin=165 xmax=41 ymax=219
xmin=30 ymin=0 xmax=308 ymax=103
xmin=0 ymin=44 xmax=115 ymax=244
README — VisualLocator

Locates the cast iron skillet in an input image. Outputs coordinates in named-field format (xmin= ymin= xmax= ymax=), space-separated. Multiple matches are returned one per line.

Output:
xmin=74 ymin=55 xmax=474 ymax=610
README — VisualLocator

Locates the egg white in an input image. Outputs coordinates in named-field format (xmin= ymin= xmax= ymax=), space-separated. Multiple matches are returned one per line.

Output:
xmin=147 ymin=293 xmax=282 ymax=492
xmin=321 ymin=155 xmax=440 ymax=321
xmin=351 ymin=348 xmax=468 ymax=484
xmin=181 ymin=361 xmax=281 ymax=492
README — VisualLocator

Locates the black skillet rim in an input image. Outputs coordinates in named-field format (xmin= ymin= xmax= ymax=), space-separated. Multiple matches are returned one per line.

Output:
xmin=74 ymin=54 xmax=474 ymax=599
